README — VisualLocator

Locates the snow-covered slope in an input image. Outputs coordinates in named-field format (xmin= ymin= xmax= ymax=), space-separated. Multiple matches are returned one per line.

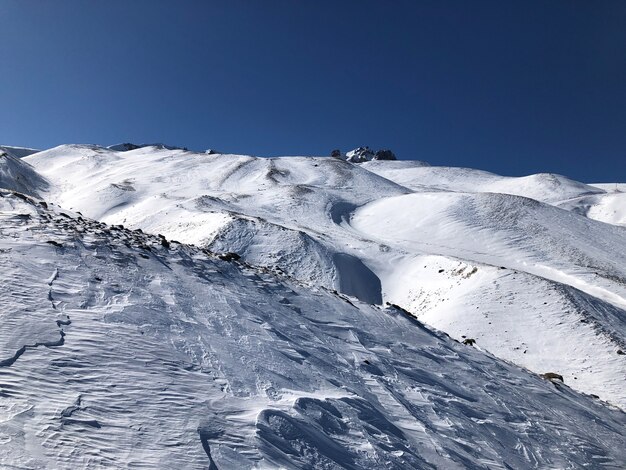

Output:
xmin=361 ymin=161 xmax=604 ymax=204
xmin=18 ymin=144 xmax=626 ymax=411
xmin=24 ymin=145 xmax=410 ymax=296
xmin=351 ymin=191 xmax=626 ymax=302
xmin=1 ymin=189 xmax=625 ymax=469
xmin=0 ymin=145 xmax=40 ymax=159
xmin=350 ymin=191 xmax=626 ymax=404
xmin=0 ymin=150 xmax=49 ymax=197
xmin=558 ymin=185 xmax=626 ymax=226
xmin=361 ymin=160 xmax=626 ymax=231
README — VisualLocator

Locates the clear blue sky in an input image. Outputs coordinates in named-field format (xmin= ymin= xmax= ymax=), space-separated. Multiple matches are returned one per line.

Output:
xmin=1 ymin=1 xmax=624 ymax=182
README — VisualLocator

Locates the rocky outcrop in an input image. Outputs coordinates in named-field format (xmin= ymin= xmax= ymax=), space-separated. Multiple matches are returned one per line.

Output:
xmin=374 ymin=149 xmax=396 ymax=161
xmin=331 ymin=147 xmax=397 ymax=163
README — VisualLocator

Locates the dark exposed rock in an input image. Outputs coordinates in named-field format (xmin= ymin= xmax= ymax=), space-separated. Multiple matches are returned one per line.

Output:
xmin=345 ymin=146 xmax=375 ymax=163
xmin=218 ymin=252 xmax=241 ymax=262
xmin=332 ymin=146 xmax=397 ymax=163
xmin=108 ymin=143 xmax=141 ymax=151
xmin=540 ymin=372 xmax=564 ymax=382
xmin=374 ymin=149 xmax=396 ymax=161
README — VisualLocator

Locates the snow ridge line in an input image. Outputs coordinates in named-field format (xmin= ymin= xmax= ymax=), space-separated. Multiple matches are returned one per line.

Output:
xmin=0 ymin=333 xmax=66 ymax=368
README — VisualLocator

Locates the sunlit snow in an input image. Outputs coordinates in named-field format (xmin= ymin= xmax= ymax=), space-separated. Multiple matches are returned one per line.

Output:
xmin=0 ymin=144 xmax=624 ymax=468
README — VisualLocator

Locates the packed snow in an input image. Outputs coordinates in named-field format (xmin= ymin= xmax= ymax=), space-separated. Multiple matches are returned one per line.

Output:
xmin=0 ymin=143 xmax=625 ymax=467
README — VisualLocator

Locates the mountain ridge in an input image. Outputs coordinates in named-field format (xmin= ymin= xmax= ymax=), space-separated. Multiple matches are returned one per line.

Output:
xmin=1 ymin=142 xmax=625 ymax=467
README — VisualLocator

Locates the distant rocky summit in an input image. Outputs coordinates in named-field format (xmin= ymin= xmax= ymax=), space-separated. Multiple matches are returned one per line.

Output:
xmin=107 ymin=142 xmax=187 ymax=151
xmin=107 ymin=143 xmax=142 ymax=151
xmin=373 ymin=149 xmax=396 ymax=160
xmin=331 ymin=146 xmax=397 ymax=163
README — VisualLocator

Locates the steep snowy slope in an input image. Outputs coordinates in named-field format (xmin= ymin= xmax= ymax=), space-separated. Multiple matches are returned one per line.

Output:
xmin=351 ymin=191 xmax=626 ymax=307
xmin=1 ymin=189 xmax=625 ymax=469
xmin=375 ymin=254 xmax=626 ymax=408
xmin=0 ymin=150 xmax=49 ymax=197
xmin=350 ymin=192 xmax=626 ymax=405
xmin=19 ymin=144 xmax=626 ymax=409
xmin=24 ymin=145 xmax=410 ymax=296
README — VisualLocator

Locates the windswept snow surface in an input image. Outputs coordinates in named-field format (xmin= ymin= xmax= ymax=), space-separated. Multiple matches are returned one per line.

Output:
xmin=24 ymin=145 xmax=410 ymax=297
xmin=0 ymin=150 xmax=49 ymax=197
xmin=0 ymin=190 xmax=625 ymax=469
xmin=18 ymin=144 xmax=626 ymax=411
xmin=0 ymin=145 xmax=41 ymax=159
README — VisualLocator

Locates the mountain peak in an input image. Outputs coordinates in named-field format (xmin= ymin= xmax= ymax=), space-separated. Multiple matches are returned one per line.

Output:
xmin=332 ymin=146 xmax=398 ymax=163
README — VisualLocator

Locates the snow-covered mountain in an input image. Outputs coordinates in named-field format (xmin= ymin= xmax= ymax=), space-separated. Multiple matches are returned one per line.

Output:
xmin=1 ymin=143 xmax=625 ymax=468
xmin=0 ymin=145 xmax=41 ymax=159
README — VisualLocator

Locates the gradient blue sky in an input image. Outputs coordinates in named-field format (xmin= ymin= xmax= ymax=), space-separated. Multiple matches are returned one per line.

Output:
xmin=1 ymin=1 xmax=624 ymax=182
